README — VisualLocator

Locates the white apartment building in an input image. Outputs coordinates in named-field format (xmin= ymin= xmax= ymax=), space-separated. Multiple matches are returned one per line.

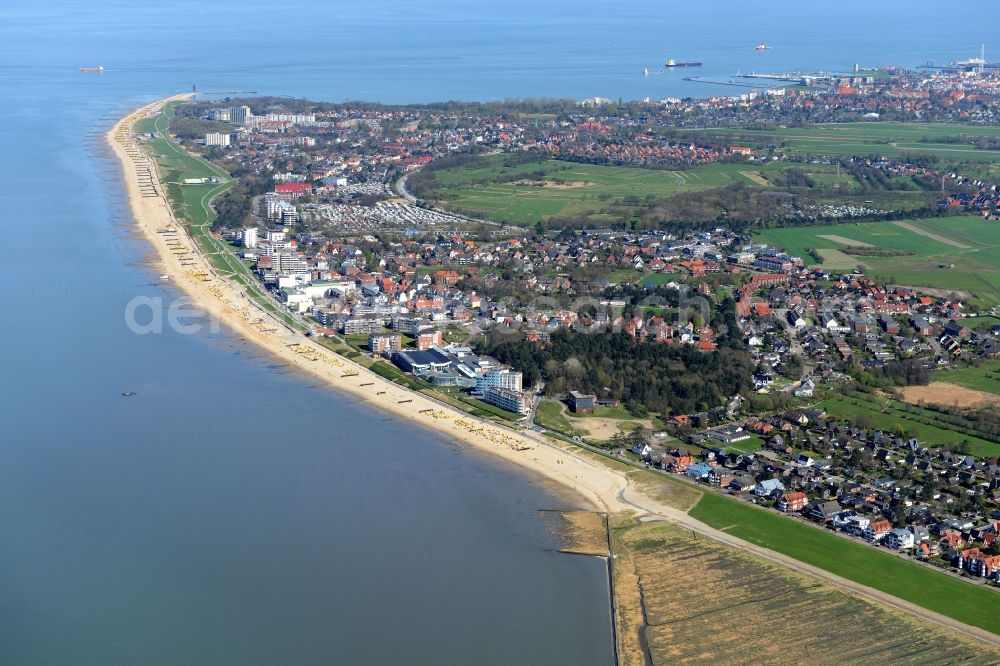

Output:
xmin=229 ymin=105 xmax=251 ymax=126
xmin=242 ymin=227 xmax=258 ymax=249
xmin=205 ymin=132 xmax=231 ymax=147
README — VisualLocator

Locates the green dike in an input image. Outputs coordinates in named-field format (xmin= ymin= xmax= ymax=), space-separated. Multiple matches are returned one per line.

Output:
xmin=688 ymin=490 xmax=1000 ymax=634
xmin=141 ymin=102 xmax=305 ymax=332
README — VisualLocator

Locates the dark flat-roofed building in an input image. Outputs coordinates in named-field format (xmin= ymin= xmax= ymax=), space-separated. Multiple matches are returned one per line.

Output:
xmin=568 ymin=391 xmax=596 ymax=413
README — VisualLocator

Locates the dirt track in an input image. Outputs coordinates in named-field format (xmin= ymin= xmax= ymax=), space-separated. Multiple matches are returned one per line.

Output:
xmin=900 ymin=382 xmax=1000 ymax=408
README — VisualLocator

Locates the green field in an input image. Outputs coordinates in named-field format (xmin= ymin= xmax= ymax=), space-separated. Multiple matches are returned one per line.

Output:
xmin=140 ymin=103 xmax=306 ymax=332
xmin=755 ymin=216 xmax=1000 ymax=307
xmin=821 ymin=393 xmax=1000 ymax=458
xmin=934 ymin=359 xmax=1000 ymax=395
xmin=427 ymin=156 xmax=792 ymax=225
xmin=688 ymin=491 xmax=1000 ymax=635
xmin=535 ymin=399 xmax=575 ymax=435
xmin=427 ymin=154 xmax=934 ymax=226
xmin=683 ymin=122 xmax=1000 ymax=163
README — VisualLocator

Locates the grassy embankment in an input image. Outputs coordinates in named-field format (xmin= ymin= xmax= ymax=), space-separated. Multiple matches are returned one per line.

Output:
xmin=556 ymin=429 xmax=1000 ymax=637
xmin=686 ymin=491 xmax=1000 ymax=636
xmin=135 ymin=103 xmax=305 ymax=332
xmin=755 ymin=215 xmax=1000 ymax=308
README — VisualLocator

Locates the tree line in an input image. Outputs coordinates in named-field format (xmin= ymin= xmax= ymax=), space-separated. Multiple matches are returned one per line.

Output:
xmin=477 ymin=327 xmax=753 ymax=415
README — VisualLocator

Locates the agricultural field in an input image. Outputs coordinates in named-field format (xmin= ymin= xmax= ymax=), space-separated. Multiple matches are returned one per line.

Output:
xmin=682 ymin=121 xmax=1000 ymax=163
xmin=687 ymin=492 xmax=1000 ymax=636
xmin=755 ymin=215 xmax=1000 ymax=307
xmin=612 ymin=519 xmax=995 ymax=665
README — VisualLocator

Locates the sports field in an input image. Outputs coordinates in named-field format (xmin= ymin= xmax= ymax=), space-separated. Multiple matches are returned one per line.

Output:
xmin=683 ymin=122 xmax=1000 ymax=162
xmin=755 ymin=216 xmax=1000 ymax=307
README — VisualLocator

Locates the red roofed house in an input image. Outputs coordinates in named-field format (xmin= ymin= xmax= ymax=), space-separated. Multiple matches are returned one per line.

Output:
xmin=865 ymin=519 xmax=892 ymax=543
xmin=778 ymin=492 xmax=807 ymax=512
xmin=275 ymin=182 xmax=311 ymax=195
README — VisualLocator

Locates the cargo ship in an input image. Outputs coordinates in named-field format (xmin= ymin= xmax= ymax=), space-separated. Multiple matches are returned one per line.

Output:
xmin=665 ymin=58 xmax=703 ymax=68
xmin=78 ymin=66 xmax=104 ymax=73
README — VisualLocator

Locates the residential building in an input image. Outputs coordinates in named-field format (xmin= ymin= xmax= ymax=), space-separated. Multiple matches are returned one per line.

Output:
xmin=229 ymin=105 xmax=251 ymax=126
xmin=778 ymin=492 xmax=807 ymax=512
xmin=342 ymin=317 xmax=381 ymax=335
xmin=483 ymin=386 xmax=530 ymax=415
xmin=242 ymin=227 xmax=258 ymax=249
xmin=416 ymin=330 xmax=443 ymax=351
xmin=884 ymin=528 xmax=915 ymax=550
xmin=205 ymin=132 xmax=231 ymax=147
xmin=754 ymin=478 xmax=785 ymax=497
xmin=961 ymin=548 xmax=1000 ymax=579
xmin=476 ymin=368 xmax=523 ymax=395
xmin=369 ymin=332 xmax=402 ymax=354
xmin=864 ymin=519 xmax=893 ymax=543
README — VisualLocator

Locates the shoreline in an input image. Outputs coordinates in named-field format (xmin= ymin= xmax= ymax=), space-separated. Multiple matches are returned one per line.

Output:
xmin=108 ymin=95 xmax=1000 ymax=650
xmin=107 ymin=94 xmax=632 ymax=516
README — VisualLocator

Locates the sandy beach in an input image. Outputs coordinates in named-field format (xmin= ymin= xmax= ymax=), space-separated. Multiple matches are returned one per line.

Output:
xmin=108 ymin=96 xmax=1000 ymax=648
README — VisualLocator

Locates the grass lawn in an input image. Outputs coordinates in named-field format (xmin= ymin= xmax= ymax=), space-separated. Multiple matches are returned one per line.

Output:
xmin=427 ymin=156 xmax=775 ymax=226
xmin=726 ymin=434 xmax=765 ymax=453
xmin=688 ymin=491 xmax=1000 ymax=635
xmin=755 ymin=215 xmax=1000 ymax=307
xmin=934 ymin=359 xmax=1000 ymax=395
xmin=566 ymin=404 xmax=641 ymax=421
xmin=535 ymin=399 xmax=575 ymax=435
xmin=640 ymin=272 xmax=680 ymax=287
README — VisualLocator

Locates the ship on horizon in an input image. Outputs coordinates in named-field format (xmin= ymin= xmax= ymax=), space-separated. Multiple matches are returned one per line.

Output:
xmin=665 ymin=58 xmax=702 ymax=68
xmin=78 ymin=66 xmax=104 ymax=73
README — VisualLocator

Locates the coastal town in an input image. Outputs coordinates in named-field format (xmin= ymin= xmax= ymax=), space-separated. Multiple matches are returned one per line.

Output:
xmin=110 ymin=50 xmax=1000 ymax=660
xmin=134 ymin=61 xmax=1000 ymax=586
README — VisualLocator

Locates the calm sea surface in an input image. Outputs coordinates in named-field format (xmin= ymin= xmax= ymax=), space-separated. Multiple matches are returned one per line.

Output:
xmin=0 ymin=1 xmax=995 ymax=663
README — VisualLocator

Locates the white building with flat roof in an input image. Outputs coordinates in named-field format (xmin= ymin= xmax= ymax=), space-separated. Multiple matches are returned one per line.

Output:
xmin=205 ymin=132 xmax=231 ymax=147
xmin=242 ymin=227 xmax=258 ymax=249
xmin=229 ymin=105 xmax=251 ymax=126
